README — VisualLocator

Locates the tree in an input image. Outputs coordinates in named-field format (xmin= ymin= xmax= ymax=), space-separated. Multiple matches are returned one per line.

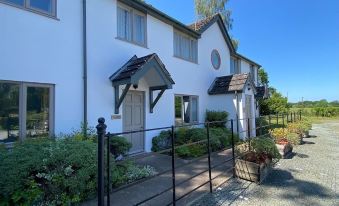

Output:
xmin=259 ymin=87 xmax=289 ymax=115
xmin=258 ymin=67 xmax=269 ymax=85
xmin=194 ymin=0 xmax=233 ymax=30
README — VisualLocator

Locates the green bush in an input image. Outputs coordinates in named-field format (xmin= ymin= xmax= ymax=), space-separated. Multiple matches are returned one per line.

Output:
xmin=109 ymin=136 xmax=132 ymax=158
xmin=0 ymin=138 xmax=97 ymax=205
xmin=286 ymin=132 xmax=301 ymax=145
xmin=151 ymin=130 xmax=172 ymax=152
xmin=205 ymin=110 xmax=228 ymax=127
xmin=250 ymin=137 xmax=281 ymax=159
xmin=151 ymin=127 xmax=238 ymax=159
xmin=0 ymin=137 xmax=154 ymax=205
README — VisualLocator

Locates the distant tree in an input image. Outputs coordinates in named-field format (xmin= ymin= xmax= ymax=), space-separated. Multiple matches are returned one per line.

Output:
xmin=258 ymin=67 xmax=269 ymax=85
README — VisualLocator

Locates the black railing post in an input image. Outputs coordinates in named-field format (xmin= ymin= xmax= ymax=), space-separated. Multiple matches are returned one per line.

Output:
xmin=294 ymin=112 xmax=296 ymax=122
xmin=291 ymin=112 xmax=293 ymax=123
xmin=236 ymin=115 xmax=239 ymax=135
xmin=171 ymin=126 xmax=176 ymax=206
xmin=300 ymin=110 xmax=302 ymax=120
xmin=106 ymin=133 xmax=111 ymax=206
xmin=231 ymin=120 xmax=236 ymax=178
xmin=206 ymin=123 xmax=213 ymax=193
xmin=96 ymin=117 xmax=106 ymax=206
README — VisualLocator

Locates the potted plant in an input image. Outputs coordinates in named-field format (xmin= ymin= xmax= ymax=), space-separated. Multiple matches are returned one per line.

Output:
xmin=269 ymin=128 xmax=293 ymax=158
xmin=235 ymin=137 xmax=281 ymax=184
xmin=287 ymin=123 xmax=304 ymax=144
xmin=300 ymin=119 xmax=312 ymax=138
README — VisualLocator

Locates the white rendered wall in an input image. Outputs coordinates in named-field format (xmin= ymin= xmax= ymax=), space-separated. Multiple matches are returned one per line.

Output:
xmin=0 ymin=1 xmax=84 ymax=135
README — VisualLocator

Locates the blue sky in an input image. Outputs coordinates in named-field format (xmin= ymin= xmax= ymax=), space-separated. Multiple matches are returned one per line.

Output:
xmin=146 ymin=0 xmax=339 ymax=103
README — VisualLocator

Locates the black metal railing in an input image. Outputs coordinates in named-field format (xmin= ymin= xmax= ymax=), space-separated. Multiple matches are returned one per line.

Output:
xmin=95 ymin=110 xmax=303 ymax=206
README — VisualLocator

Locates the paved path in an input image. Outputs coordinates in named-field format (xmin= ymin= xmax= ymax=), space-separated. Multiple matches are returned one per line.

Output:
xmin=191 ymin=121 xmax=339 ymax=206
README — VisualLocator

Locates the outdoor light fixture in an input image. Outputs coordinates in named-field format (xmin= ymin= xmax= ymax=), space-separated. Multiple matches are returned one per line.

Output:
xmin=133 ymin=84 xmax=138 ymax=89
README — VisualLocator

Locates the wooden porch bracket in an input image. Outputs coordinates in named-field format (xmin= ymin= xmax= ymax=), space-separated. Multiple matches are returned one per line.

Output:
xmin=114 ymin=84 xmax=131 ymax=114
xmin=149 ymin=86 xmax=167 ymax=113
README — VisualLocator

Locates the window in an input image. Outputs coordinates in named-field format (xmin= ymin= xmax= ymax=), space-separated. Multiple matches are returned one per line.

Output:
xmin=250 ymin=65 xmax=255 ymax=82
xmin=174 ymin=31 xmax=198 ymax=63
xmin=230 ymin=57 xmax=240 ymax=74
xmin=0 ymin=81 xmax=54 ymax=143
xmin=175 ymin=95 xmax=198 ymax=125
xmin=0 ymin=0 xmax=57 ymax=17
xmin=211 ymin=49 xmax=221 ymax=70
xmin=117 ymin=4 xmax=147 ymax=46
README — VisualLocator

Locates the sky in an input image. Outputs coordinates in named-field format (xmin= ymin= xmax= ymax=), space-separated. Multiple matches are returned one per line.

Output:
xmin=145 ymin=0 xmax=339 ymax=103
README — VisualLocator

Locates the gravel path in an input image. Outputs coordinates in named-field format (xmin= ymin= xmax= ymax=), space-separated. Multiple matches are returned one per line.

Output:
xmin=191 ymin=121 xmax=339 ymax=206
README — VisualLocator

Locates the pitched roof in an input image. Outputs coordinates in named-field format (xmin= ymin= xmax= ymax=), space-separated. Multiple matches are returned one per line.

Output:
xmin=188 ymin=14 xmax=218 ymax=32
xmin=208 ymin=73 xmax=252 ymax=95
xmin=188 ymin=14 xmax=236 ymax=53
xmin=110 ymin=53 xmax=175 ymax=85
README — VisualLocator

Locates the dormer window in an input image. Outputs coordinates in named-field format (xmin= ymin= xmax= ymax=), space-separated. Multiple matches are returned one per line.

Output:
xmin=117 ymin=3 xmax=147 ymax=47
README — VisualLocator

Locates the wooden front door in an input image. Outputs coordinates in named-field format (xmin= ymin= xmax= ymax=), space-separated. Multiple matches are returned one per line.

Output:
xmin=123 ymin=91 xmax=145 ymax=154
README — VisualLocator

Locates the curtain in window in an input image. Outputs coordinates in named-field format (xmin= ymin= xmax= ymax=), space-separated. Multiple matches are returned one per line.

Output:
xmin=191 ymin=40 xmax=197 ymax=63
xmin=230 ymin=58 xmax=235 ymax=74
xmin=183 ymin=96 xmax=190 ymax=123
xmin=174 ymin=32 xmax=180 ymax=57
xmin=134 ymin=13 xmax=145 ymax=45
xmin=117 ymin=7 xmax=131 ymax=41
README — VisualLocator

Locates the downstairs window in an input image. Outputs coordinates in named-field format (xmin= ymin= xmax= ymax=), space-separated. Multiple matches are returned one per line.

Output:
xmin=175 ymin=95 xmax=198 ymax=125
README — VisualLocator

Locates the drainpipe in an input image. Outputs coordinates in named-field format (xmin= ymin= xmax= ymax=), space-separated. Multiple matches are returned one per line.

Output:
xmin=82 ymin=0 xmax=88 ymax=137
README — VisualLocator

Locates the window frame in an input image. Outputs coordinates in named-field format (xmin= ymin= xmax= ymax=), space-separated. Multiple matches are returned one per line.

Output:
xmin=0 ymin=0 xmax=57 ymax=18
xmin=230 ymin=56 xmax=240 ymax=74
xmin=173 ymin=30 xmax=198 ymax=63
xmin=116 ymin=3 xmax=147 ymax=47
xmin=211 ymin=49 xmax=221 ymax=70
xmin=174 ymin=94 xmax=199 ymax=126
xmin=0 ymin=80 xmax=55 ymax=143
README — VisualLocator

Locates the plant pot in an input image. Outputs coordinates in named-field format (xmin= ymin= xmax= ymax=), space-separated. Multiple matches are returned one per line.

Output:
xmin=276 ymin=143 xmax=293 ymax=158
xmin=235 ymin=158 xmax=272 ymax=184
xmin=298 ymin=134 xmax=304 ymax=144
xmin=302 ymin=130 xmax=309 ymax=138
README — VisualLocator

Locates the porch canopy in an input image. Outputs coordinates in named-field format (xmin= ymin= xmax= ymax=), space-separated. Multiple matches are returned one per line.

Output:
xmin=109 ymin=53 xmax=175 ymax=114
xmin=208 ymin=73 xmax=256 ymax=95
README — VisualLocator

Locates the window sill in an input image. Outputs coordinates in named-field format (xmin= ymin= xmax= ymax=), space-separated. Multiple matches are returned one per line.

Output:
xmin=115 ymin=37 xmax=148 ymax=49
xmin=173 ymin=55 xmax=198 ymax=65
xmin=0 ymin=1 xmax=59 ymax=21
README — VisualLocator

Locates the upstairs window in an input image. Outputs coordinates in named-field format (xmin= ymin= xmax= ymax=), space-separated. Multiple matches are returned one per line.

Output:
xmin=250 ymin=65 xmax=255 ymax=82
xmin=0 ymin=0 xmax=56 ymax=17
xmin=117 ymin=4 xmax=147 ymax=46
xmin=230 ymin=57 xmax=240 ymax=74
xmin=175 ymin=95 xmax=198 ymax=125
xmin=174 ymin=31 xmax=198 ymax=63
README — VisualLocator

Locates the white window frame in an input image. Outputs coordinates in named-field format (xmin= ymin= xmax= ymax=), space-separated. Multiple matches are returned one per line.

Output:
xmin=231 ymin=57 xmax=240 ymax=74
xmin=117 ymin=3 xmax=147 ymax=47
xmin=0 ymin=80 xmax=55 ymax=142
xmin=0 ymin=0 xmax=57 ymax=18
xmin=174 ymin=94 xmax=199 ymax=126
xmin=173 ymin=30 xmax=198 ymax=63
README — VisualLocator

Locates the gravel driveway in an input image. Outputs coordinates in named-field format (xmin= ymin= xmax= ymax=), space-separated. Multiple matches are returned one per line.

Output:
xmin=191 ymin=121 xmax=339 ymax=206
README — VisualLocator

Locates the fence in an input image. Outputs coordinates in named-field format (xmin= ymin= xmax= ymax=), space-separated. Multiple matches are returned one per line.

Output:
xmin=95 ymin=111 xmax=302 ymax=206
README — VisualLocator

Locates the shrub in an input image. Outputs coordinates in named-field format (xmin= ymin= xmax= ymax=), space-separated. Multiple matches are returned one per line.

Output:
xmin=0 ymin=138 xmax=97 ymax=205
xmin=151 ymin=130 xmax=172 ymax=152
xmin=269 ymin=128 xmax=288 ymax=142
xmin=286 ymin=132 xmax=301 ymax=145
xmin=0 ymin=137 xmax=154 ymax=205
xmin=109 ymin=136 xmax=132 ymax=158
xmin=250 ymin=137 xmax=281 ymax=160
xmin=205 ymin=110 xmax=228 ymax=127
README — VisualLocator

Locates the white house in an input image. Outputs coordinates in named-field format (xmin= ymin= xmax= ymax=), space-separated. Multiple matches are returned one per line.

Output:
xmin=0 ymin=0 xmax=264 ymax=153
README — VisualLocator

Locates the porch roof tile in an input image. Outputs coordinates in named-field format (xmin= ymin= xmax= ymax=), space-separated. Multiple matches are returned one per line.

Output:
xmin=208 ymin=73 xmax=250 ymax=95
